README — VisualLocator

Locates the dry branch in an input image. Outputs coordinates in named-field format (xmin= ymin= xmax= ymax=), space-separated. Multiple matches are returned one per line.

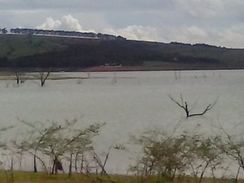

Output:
xmin=169 ymin=95 xmax=217 ymax=118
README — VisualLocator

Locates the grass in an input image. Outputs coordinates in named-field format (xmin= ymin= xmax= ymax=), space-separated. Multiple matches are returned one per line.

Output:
xmin=0 ymin=171 xmax=242 ymax=183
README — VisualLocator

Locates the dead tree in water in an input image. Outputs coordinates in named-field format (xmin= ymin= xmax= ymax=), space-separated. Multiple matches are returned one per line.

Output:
xmin=15 ymin=72 xmax=21 ymax=85
xmin=39 ymin=72 xmax=50 ymax=87
xmin=15 ymin=72 xmax=25 ymax=85
xmin=169 ymin=95 xmax=217 ymax=118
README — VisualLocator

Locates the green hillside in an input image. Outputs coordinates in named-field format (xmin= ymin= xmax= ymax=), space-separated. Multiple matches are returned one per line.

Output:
xmin=0 ymin=34 xmax=68 ymax=59
xmin=0 ymin=34 xmax=244 ymax=70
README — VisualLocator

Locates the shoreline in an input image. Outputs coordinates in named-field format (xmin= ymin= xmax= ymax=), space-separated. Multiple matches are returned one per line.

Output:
xmin=0 ymin=65 xmax=244 ymax=73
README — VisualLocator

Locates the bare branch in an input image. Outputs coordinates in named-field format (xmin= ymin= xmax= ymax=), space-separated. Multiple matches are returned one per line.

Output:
xmin=169 ymin=95 xmax=217 ymax=118
xmin=169 ymin=95 xmax=186 ymax=110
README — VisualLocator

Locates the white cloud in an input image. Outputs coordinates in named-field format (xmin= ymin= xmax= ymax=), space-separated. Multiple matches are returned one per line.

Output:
xmin=2 ymin=0 xmax=244 ymax=47
xmin=60 ymin=15 xmax=82 ymax=31
xmin=103 ymin=25 xmax=209 ymax=44
xmin=105 ymin=24 xmax=244 ymax=48
xmin=161 ymin=24 xmax=244 ymax=48
xmin=37 ymin=15 xmax=93 ymax=32
xmin=37 ymin=17 xmax=61 ymax=30
xmin=34 ymin=9 xmax=244 ymax=48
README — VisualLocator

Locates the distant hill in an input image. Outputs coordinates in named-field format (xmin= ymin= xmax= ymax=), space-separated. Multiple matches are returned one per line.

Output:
xmin=0 ymin=31 xmax=244 ymax=71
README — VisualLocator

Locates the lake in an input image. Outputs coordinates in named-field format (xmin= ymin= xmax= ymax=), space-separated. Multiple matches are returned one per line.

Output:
xmin=0 ymin=70 xmax=244 ymax=175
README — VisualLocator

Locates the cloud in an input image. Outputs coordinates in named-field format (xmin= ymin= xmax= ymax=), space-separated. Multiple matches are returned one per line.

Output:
xmin=60 ymin=15 xmax=83 ymax=31
xmin=215 ymin=24 xmax=244 ymax=48
xmin=105 ymin=23 xmax=244 ymax=48
xmin=161 ymin=24 xmax=244 ymax=48
xmin=104 ymin=25 xmax=161 ymax=41
xmin=172 ymin=0 xmax=222 ymax=19
xmin=0 ymin=0 xmax=172 ymax=12
xmin=104 ymin=25 xmax=212 ymax=44
xmin=37 ymin=15 xmax=92 ymax=32
xmin=2 ymin=0 xmax=244 ymax=47
xmin=37 ymin=17 xmax=61 ymax=30
xmin=172 ymin=0 xmax=244 ymax=21
xmin=163 ymin=26 xmax=209 ymax=43
xmin=36 ymin=14 xmax=244 ymax=48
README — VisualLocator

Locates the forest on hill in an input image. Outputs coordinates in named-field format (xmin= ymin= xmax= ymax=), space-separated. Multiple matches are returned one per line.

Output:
xmin=0 ymin=34 xmax=244 ymax=71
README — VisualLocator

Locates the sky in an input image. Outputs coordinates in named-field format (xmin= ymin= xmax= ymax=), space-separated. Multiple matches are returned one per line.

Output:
xmin=1 ymin=0 xmax=244 ymax=48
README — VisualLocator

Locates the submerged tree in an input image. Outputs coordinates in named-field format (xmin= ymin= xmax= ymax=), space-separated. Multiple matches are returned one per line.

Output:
xmin=169 ymin=95 xmax=217 ymax=118
xmin=15 ymin=72 xmax=21 ymax=85
xmin=15 ymin=72 xmax=25 ymax=85
xmin=39 ymin=71 xmax=50 ymax=87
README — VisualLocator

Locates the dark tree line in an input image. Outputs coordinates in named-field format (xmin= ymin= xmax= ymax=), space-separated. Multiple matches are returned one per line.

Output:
xmin=0 ymin=39 xmax=221 ymax=70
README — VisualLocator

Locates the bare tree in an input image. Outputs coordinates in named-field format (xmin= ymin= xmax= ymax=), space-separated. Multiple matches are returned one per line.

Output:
xmin=174 ymin=71 xmax=181 ymax=80
xmin=15 ymin=72 xmax=21 ymax=85
xmin=15 ymin=72 xmax=25 ymax=85
xmin=39 ymin=71 xmax=50 ymax=87
xmin=169 ymin=95 xmax=217 ymax=118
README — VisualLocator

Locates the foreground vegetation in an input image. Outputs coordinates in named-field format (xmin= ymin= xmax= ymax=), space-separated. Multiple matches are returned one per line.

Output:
xmin=0 ymin=118 xmax=243 ymax=183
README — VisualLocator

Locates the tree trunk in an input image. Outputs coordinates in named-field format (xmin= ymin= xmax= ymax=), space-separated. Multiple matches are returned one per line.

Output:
xmin=68 ymin=153 xmax=73 ymax=177
xmin=74 ymin=152 xmax=79 ymax=173
xmin=51 ymin=157 xmax=56 ymax=174
xmin=234 ymin=165 xmax=241 ymax=183
xmin=80 ymin=153 xmax=85 ymax=173
xmin=199 ymin=162 xmax=210 ymax=183
xmin=33 ymin=154 xmax=37 ymax=173
xmin=40 ymin=72 xmax=50 ymax=87
xmin=10 ymin=157 xmax=14 ymax=183
xmin=16 ymin=72 xmax=20 ymax=85
xmin=51 ymin=162 xmax=55 ymax=174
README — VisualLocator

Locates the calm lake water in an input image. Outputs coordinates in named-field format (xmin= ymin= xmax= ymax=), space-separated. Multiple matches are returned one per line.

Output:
xmin=0 ymin=70 xmax=244 ymax=175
